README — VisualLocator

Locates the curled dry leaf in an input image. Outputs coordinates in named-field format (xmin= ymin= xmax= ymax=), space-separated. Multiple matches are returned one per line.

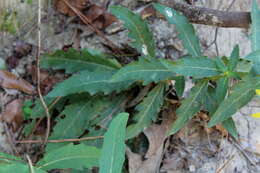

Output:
xmin=1 ymin=99 xmax=24 ymax=131
xmin=0 ymin=70 xmax=35 ymax=95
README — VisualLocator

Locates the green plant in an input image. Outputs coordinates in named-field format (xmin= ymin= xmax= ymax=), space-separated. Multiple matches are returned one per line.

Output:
xmin=1 ymin=1 xmax=260 ymax=172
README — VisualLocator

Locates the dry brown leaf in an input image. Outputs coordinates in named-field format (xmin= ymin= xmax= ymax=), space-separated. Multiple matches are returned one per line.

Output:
xmin=215 ymin=124 xmax=228 ymax=137
xmin=141 ymin=6 xmax=156 ymax=19
xmin=84 ymin=4 xmax=117 ymax=29
xmin=1 ymin=99 xmax=24 ymax=131
xmin=127 ymin=109 xmax=174 ymax=173
xmin=0 ymin=70 xmax=35 ymax=95
xmin=54 ymin=0 xmax=89 ymax=16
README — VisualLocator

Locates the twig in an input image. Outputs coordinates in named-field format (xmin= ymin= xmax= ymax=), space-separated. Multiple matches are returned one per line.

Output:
xmin=36 ymin=0 xmax=51 ymax=145
xmin=158 ymin=0 xmax=251 ymax=28
xmin=216 ymin=154 xmax=235 ymax=173
xmin=16 ymin=136 xmax=103 ymax=144
xmin=229 ymin=137 xmax=257 ymax=166
xmin=204 ymin=0 xmax=237 ymax=55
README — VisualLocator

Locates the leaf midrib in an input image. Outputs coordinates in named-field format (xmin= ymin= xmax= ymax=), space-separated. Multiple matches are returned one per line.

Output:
xmin=38 ymin=155 xmax=98 ymax=169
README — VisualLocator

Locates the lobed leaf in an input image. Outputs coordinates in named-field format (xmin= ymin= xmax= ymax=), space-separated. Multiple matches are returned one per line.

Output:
xmin=111 ymin=58 xmax=175 ymax=85
xmin=46 ymin=95 xmax=126 ymax=151
xmin=168 ymin=81 xmax=208 ymax=135
xmin=110 ymin=6 xmax=155 ymax=58
xmin=208 ymin=76 xmax=260 ymax=127
xmin=47 ymin=70 xmax=132 ymax=97
xmin=37 ymin=144 xmax=100 ymax=171
xmin=126 ymin=83 xmax=165 ymax=139
xmin=99 ymin=113 xmax=129 ymax=173
xmin=153 ymin=3 xmax=201 ymax=57
xmin=41 ymin=48 xmax=120 ymax=73
xmin=161 ymin=57 xmax=221 ymax=78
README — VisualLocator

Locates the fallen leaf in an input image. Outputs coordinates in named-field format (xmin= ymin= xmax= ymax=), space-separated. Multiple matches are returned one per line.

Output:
xmin=13 ymin=40 xmax=32 ymax=58
xmin=54 ymin=0 xmax=90 ymax=16
xmin=1 ymin=99 xmax=24 ymax=131
xmin=84 ymin=4 xmax=105 ymax=22
xmin=29 ymin=65 xmax=61 ymax=95
xmin=84 ymin=4 xmax=117 ymax=29
xmin=6 ymin=41 xmax=32 ymax=69
xmin=6 ymin=55 xmax=19 ymax=69
xmin=0 ymin=70 xmax=35 ymax=95
xmin=127 ymin=108 xmax=174 ymax=173
xmin=141 ymin=6 xmax=156 ymax=19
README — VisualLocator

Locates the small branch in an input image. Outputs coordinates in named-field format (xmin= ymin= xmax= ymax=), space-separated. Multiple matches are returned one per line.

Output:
xmin=159 ymin=1 xmax=251 ymax=28
xmin=36 ymin=0 xmax=51 ymax=145
xmin=16 ymin=136 xmax=103 ymax=144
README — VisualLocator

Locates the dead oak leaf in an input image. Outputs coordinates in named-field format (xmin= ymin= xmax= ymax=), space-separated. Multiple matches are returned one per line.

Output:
xmin=127 ymin=109 xmax=174 ymax=173
xmin=0 ymin=70 xmax=35 ymax=95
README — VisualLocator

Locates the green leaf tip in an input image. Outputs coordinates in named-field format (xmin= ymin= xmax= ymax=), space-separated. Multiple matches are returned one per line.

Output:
xmin=153 ymin=3 xmax=201 ymax=57
xmin=110 ymin=6 xmax=156 ymax=59
xmin=99 ymin=113 xmax=129 ymax=173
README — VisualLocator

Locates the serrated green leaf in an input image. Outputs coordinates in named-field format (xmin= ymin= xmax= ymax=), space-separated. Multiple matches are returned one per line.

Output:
xmin=41 ymin=48 xmax=120 ymax=73
xmin=215 ymin=77 xmax=229 ymax=104
xmin=110 ymin=6 xmax=155 ymax=58
xmin=153 ymin=3 xmax=201 ymax=57
xmin=228 ymin=45 xmax=239 ymax=71
xmin=111 ymin=58 xmax=175 ymax=85
xmin=161 ymin=57 xmax=221 ymax=78
xmin=47 ymin=70 xmax=132 ymax=97
xmin=251 ymin=0 xmax=260 ymax=52
xmin=168 ymin=81 xmax=208 ymax=135
xmin=126 ymin=83 xmax=165 ymax=139
xmin=208 ymin=77 xmax=260 ymax=127
xmin=38 ymin=144 xmax=100 ymax=171
xmin=99 ymin=113 xmax=129 ymax=173
xmin=46 ymin=95 xmax=126 ymax=151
